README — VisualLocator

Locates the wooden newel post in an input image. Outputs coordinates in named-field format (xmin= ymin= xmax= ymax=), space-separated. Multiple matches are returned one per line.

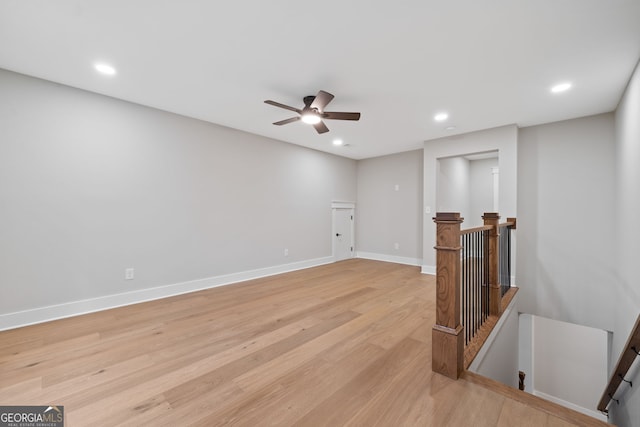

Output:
xmin=432 ymin=212 xmax=464 ymax=379
xmin=483 ymin=212 xmax=501 ymax=316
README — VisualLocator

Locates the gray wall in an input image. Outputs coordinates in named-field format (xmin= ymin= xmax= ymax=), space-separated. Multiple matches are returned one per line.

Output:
xmin=436 ymin=156 xmax=470 ymax=221
xmin=436 ymin=156 xmax=497 ymax=228
xmin=517 ymin=113 xmax=617 ymax=331
xmin=355 ymin=149 xmax=423 ymax=264
xmin=0 ymin=69 xmax=356 ymax=320
xmin=469 ymin=157 xmax=498 ymax=227
xmin=611 ymin=60 xmax=640 ymax=427
xmin=516 ymin=113 xmax=617 ymax=422
xmin=531 ymin=315 xmax=608 ymax=420
xmin=469 ymin=295 xmax=520 ymax=389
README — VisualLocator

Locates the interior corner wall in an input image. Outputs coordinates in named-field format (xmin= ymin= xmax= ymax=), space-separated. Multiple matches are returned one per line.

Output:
xmin=436 ymin=156 xmax=470 ymax=221
xmin=531 ymin=315 xmax=608 ymax=420
xmin=355 ymin=149 xmax=423 ymax=265
xmin=0 ymin=69 xmax=357 ymax=324
xmin=469 ymin=294 xmax=520 ymax=389
xmin=516 ymin=113 xmax=616 ymax=331
xmin=611 ymin=59 xmax=640 ymax=427
xmin=422 ymin=125 xmax=518 ymax=272
xmin=469 ymin=157 xmax=499 ymax=227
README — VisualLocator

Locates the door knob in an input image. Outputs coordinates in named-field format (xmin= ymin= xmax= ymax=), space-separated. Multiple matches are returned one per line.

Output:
xmin=336 ymin=233 xmax=342 ymax=237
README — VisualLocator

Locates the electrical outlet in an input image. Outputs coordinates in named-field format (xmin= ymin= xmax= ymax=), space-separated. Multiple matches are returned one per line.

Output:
xmin=394 ymin=243 xmax=400 ymax=250
xmin=284 ymin=248 xmax=289 ymax=256
xmin=425 ymin=206 xmax=431 ymax=214
xmin=125 ymin=268 xmax=135 ymax=280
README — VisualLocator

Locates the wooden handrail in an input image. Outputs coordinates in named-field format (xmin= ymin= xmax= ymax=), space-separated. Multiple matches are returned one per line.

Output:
xmin=460 ymin=225 xmax=493 ymax=235
xmin=597 ymin=313 xmax=640 ymax=413
xmin=499 ymin=217 xmax=517 ymax=229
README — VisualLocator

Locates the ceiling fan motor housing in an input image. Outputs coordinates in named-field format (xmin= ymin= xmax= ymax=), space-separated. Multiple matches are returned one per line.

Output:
xmin=303 ymin=95 xmax=316 ymax=107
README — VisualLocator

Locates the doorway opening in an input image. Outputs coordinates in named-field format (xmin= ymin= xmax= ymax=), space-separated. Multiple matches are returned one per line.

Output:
xmin=436 ymin=151 xmax=499 ymax=227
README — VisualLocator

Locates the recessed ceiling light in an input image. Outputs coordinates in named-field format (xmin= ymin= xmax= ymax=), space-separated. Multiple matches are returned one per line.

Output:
xmin=333 ymin=139 xmax=344 ymax=146
xmin=551 ymin=82 xmax=572 ymax=93
xmin=434 ymin=112 xmax=449 ymax=122
xmin=445 ymin=126 xmax=457 ymax=131
xmin=94 ymin=62 xmax=117 ymax=76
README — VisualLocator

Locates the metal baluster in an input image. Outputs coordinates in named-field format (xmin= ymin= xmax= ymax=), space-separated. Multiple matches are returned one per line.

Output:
xmin=468 ymin=233 xmax=472 ymax=342
xmin=475 ymin=231 xmax=479 ymax=337
xmin=462 ymin=233 xmax=467 ymax=345
xmin=472 ymin=231 xmax=475 ymax=335
xmin=466 ymin=233 xmax=470 ymax=343
xmin=482 ymin=230 xmax=486 ymax=321
xmin=469 ymin=233 xmax=472 ymax=343
xmin=507 ymin=227 xmax=511 ymax=290
xmin=468 ymin=232 xmax=472 ymax=343
xmin=462 ymin=233 xmax=466 ymax=345
xmin=484 ymin=230 xmax=489 ymax=320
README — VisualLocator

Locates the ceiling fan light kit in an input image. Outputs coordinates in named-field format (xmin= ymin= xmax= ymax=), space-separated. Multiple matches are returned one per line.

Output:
xmin=264 ymin=90 xmax=360 ymax=134
xmin=301 ymin=113 xmax=321 ymax=124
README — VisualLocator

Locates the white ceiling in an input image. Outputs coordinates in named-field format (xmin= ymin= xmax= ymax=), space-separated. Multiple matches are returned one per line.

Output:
xmin=1 ymin=1 xmax=639 ymax=160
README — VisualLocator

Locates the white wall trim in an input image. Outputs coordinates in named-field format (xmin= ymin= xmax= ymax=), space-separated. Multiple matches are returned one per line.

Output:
xmin=0 ymin=256 xmax=334 ymax=332
xmin=356 ymin=251 xmax=421 ymax=267
xmin=532 ymin=390 xmax=607 ymax=422
xmin=421 ymin=265 xmax=436 ymax=275
xmin=331 ymin=201 xmax=356 ymax=209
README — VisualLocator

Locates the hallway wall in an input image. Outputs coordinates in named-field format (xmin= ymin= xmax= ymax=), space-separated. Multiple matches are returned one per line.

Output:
xmin=611 ymin=59 xmax=640 ymax=427
xmin=0 ymin=69 xmax=357 ymax=328
xmin=517 ymin=113 xmax=616 ymax=331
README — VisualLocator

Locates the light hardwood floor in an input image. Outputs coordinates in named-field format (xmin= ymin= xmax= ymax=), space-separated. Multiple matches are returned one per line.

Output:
xmin=0 ymin=259 xmax=608 ymax=426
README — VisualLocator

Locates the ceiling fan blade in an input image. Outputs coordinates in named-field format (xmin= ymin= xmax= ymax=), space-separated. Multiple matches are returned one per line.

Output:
xmin=323 ymin=111 xmax=361 ymax=121
xmin=273 ymin=117 xmax=300 ymax=126
xmin=310 ymin=90 xmax=334 ymax=111
xmin=313 ymin=121 xmax=330 ymax=134
xmin=264 ymin=100 xmax=302 ymax=114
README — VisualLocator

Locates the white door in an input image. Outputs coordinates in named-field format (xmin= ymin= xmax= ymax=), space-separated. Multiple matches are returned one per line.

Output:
xmin=333 ymin=208 xmax=354 ymax=261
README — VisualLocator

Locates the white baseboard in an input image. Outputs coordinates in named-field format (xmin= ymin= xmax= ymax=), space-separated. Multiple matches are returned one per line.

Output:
xmin=352 ymin=251 xmax=435 ymax=276
xmin=356 ymin=252 xmax=421 ymax=267
xmin=421 ymin=265 xmax=436 ymax=275
xmin=0 ymin=256 xmax=334 ymax=332
xmin=532 ymin=390 xmax=607 ymax=422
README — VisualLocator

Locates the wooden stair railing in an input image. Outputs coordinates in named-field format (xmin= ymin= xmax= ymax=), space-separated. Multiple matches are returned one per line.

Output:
xmin=597 ymin=313 xmax=640 ymax=414
xmin=432 ymin=212 xmax=464 ymax=379
xmin=483 ymin=213 xmax=501 ymax=317
xmin=432 ymin=212 xmax=517 ymax=379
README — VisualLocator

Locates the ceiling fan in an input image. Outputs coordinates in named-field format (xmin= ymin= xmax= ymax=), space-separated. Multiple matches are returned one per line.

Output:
xmin=264 ymin=90 xmax=360 ymax=134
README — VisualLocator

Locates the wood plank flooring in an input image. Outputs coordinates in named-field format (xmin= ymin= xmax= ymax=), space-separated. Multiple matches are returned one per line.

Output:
xmin=0 ymin=259 xmax=607 ymax=426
